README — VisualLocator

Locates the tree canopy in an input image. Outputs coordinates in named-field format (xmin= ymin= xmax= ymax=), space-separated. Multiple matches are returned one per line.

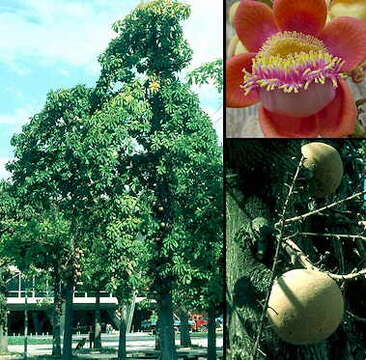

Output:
xmin=0 ymin=1 xmax=223 ymax=359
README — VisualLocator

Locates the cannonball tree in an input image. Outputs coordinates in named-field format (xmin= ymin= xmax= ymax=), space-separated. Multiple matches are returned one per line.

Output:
xmin=95 ymin=1 xmax=223 ymax=358
xmin=7 ymin=2 xmax=223 ymax=360
xmin=7 ymin=82 xmax=148 ymax=359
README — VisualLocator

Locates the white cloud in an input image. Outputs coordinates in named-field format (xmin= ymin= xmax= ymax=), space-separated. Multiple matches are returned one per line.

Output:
xmin=0 ymin=0 xmax=128 ymax=72
xmin=184 ymin=0 xmax=223 ymax=70
xmin=58 ymin=69 xmax=71 ymax=77
xmin=0 ymin=158 xmax=11 ymax=180
xmin=184 ymin=0 xmax=223 ymax=142
xmin=0 ymin=0 xmax=222 ymax=74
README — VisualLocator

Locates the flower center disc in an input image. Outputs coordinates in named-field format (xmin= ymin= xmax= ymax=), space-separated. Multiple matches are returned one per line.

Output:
xmin=261 ymin=31 xmax=326 ymax=58
xmin=243 ymin=31 xmax=345 ymax=117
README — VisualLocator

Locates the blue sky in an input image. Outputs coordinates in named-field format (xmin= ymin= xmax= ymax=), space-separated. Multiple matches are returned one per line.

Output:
xmin=0 ymin=0 xmax=223 ymax=179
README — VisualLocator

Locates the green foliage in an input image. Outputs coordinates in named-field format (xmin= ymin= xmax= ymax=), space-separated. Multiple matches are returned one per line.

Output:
xmin=187 ymin=59 xmax=223 ymax=93
xmin=2 ymin=210 xmax=72 ymax=273
xmin=8 ymin=337 xmax=53 ymax=345
xmin=94 ymin=0 xmax=223 ymax=310
xmin=97 ymin=0 xmax=192 ymax=93
xmin=81 ymin=195 xmax=149 ymax=304
xmin=1 ymin=0 xmax=223 ymax=332
xmin=8 ymin=85 xmax=93 ymax=211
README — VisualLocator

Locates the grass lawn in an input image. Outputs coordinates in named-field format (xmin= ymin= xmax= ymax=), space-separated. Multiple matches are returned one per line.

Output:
xmin=8 ymin=336 xmax=53 ymax=345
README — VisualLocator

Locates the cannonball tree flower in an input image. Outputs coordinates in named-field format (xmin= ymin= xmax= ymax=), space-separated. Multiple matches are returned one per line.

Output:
xmin=226 ymin=0 xmax=366 ymax=137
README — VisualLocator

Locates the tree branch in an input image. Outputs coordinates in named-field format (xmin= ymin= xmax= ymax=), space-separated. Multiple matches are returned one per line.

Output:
xmin=347 ymin=311 xmax=366 ymax=323
xmin=279 ymin=190 xmax=366 ymax=226
xmin=283 ymin=238 xmax=366 ymax=281
xmin=299 ymin=232 xmax=366 ymax=242
xmin=252 ymin=156 xmax=303 ymax=360
xmin=328 ymin=269 xmax=366 ymax=280
xmin=282 ymin=238 xmax=317 ymax=270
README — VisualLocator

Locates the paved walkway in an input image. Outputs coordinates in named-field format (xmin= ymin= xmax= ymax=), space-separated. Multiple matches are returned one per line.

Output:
xmin=6 ymin=332 xmax=223 ymax=358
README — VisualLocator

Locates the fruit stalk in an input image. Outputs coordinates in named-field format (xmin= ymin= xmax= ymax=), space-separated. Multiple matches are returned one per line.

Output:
xmin=280 ymin=189 xmax=366 ymax=226
xmin=252 ymin=156 xmax=303 ymax=360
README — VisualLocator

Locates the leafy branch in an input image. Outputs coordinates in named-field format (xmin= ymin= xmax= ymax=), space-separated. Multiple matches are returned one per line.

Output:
xmin=253 ymin=153 xmax=366 ymax=359
xmin=187 ymin=59 xmax=223 ymax=93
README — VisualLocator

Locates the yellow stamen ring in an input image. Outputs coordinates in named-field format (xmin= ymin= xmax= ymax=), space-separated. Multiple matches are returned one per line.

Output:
xmin=243 ymin=31 xmax=345 ymax=95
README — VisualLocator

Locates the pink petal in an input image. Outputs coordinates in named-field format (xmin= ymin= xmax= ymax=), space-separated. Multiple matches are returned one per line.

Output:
xmin=226 ymin=53 xmax=260 ymax=108
xmin=235 ymin=0 xmax=278 ymax=53
xmin=273 ymin=0 xmax=327 ymax=36
xmin=259 ymin=80 xmax=356 ymax=137
xmin=317 ymin=80 xmax=357 ymax=137
xmin=319 ymin=17 xmax=366 ymax=72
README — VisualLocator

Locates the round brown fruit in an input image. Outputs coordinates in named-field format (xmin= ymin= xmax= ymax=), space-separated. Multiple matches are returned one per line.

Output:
xmin=267 ymin=269 xmax=344 ymax=345
xmin=301 ymin=142 xmax=343 ymax=197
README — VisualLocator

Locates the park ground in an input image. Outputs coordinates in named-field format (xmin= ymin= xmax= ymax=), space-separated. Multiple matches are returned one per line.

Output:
xmin=0 ymin=331 xmax=223 ymax=359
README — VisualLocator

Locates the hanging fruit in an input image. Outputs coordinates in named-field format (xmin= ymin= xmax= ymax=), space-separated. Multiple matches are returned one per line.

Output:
xmin=301 ymin=142 xmax=343 ymax=197
xmin=267 ymin=269 xmax=344 ymax=345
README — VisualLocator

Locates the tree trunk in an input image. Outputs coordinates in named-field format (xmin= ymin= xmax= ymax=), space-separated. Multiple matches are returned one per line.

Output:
xmin=32 ymin=312 xmax=43 ymax=334
xmin=207 ymin=305 xmax=216 ymax=360
xmin=107 ymin=309 xmax=120 ymax=330
xmin=52 ymin=273 xmax=63 ymax=358
xmin=117 ymin=304 xmax=127 ymax=360
xmin=179 ymin=307 xmax=191 ymax=347
xmin=62 ymin=279 xmax=74 ymax=360
xmin=126 ymin=293 xmax=136 ymax=333
xmin=94 ymin=290 xmax=102 ymax=349
xmin=226 ymin=192 xmax=270 ymax=359
xmin=155 ymin=325 xmax=160 ymax=351
xmin=158 ymin=289 xmax=177 ymax=360
xmin=0 ymin=269 xmax=8 ymax=353
xmin=24 ymin=290 xmax=28 ymax=360
xmin=0 ymin=322 xmax=7 ymax=353
xmin=60 ymin=301 xmax=66 ymax=350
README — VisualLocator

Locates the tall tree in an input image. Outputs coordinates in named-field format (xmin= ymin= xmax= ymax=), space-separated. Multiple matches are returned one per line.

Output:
xmin=8 ymin=76 xmax=150 ymax=358
xmin=0 ymin=179 xmax=76 ymax=357
xmin=0 ymin=181 xmax=35 ymax=353
xmin=80 ymin=194 xmax=149 ymax=359
xmin=95 ymin=2 xmax=223 ymax=358
xmin=6 ymin=3 xmax=223 ymax=360
xmin=8 ymin=85 xmax=95 ymax=360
